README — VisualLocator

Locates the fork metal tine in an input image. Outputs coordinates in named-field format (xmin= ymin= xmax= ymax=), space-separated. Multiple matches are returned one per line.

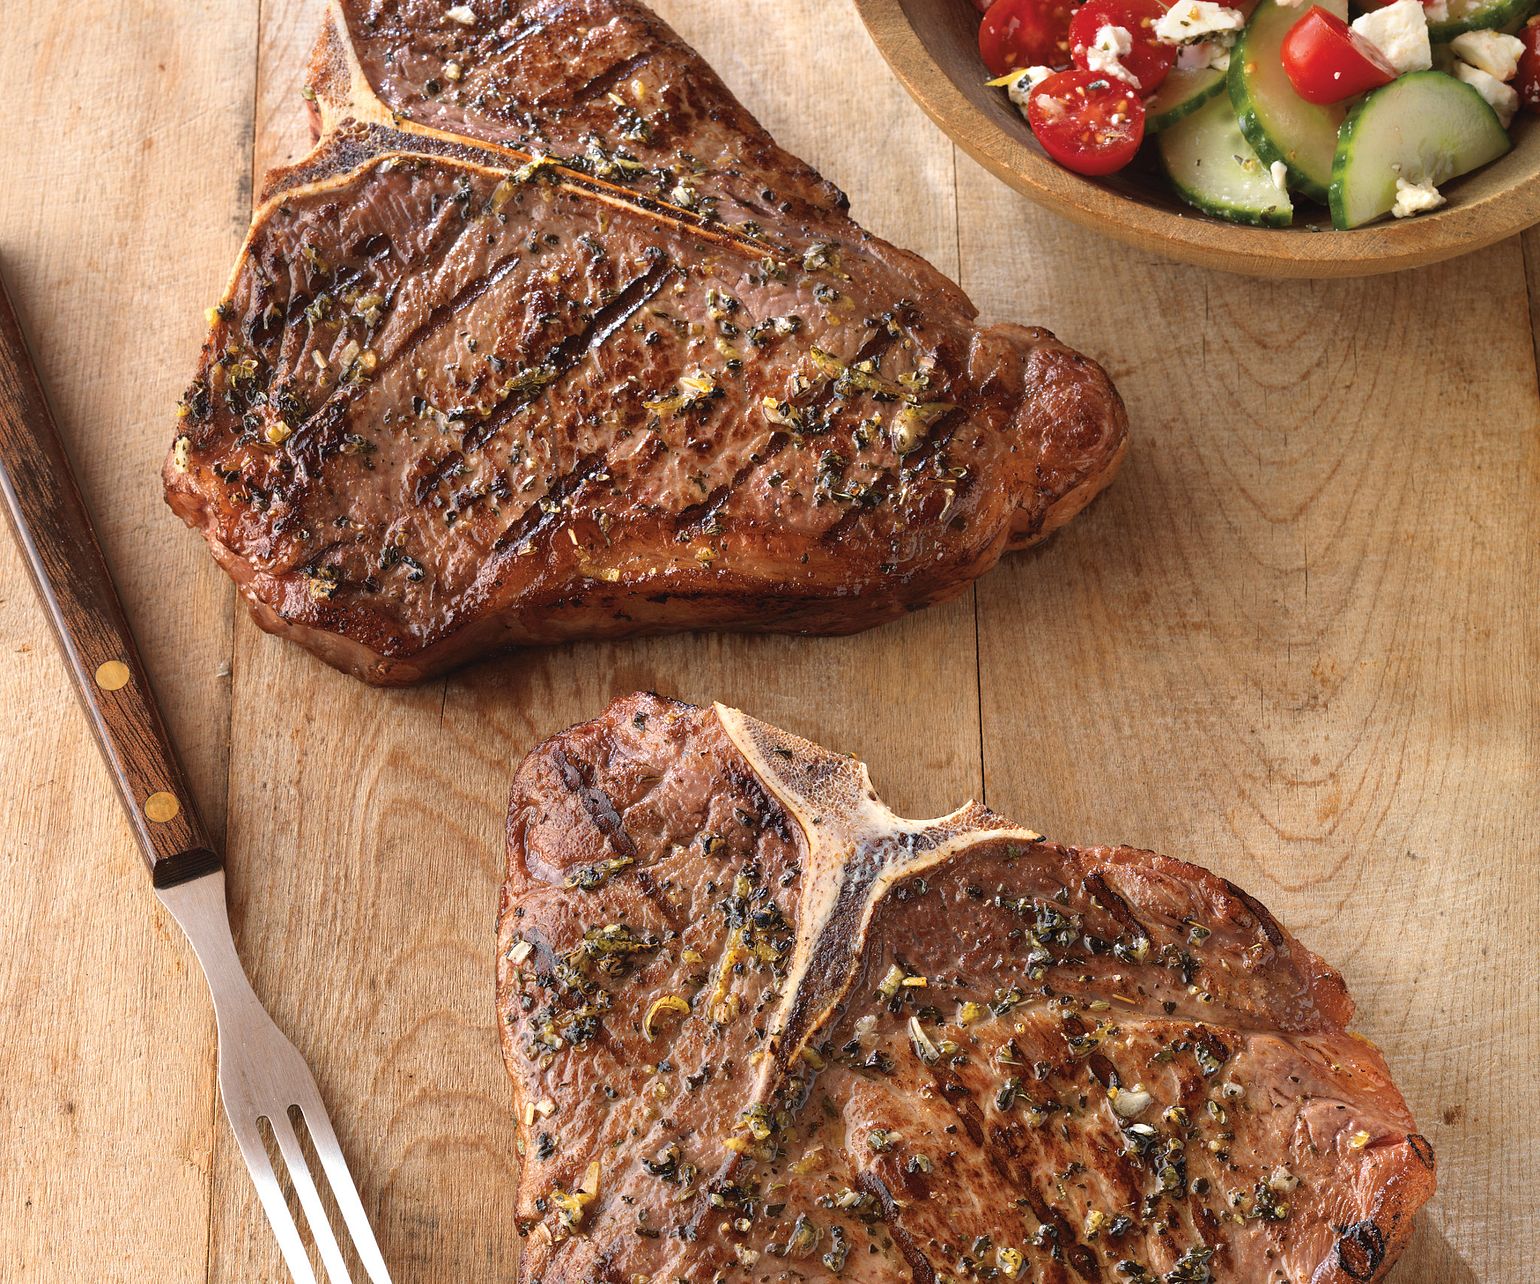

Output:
xmin=298 ymin=1100 xmax=395 ymax=1284
xmin=268 ymin=1111 xmax=356 ymax=1284
xmin=0 ymin=297 xmax=394 ymax=1284
xmin=227 ymin=1115 xmax=321 ymax=1284
xmin=159 ymin=871 xmax=395 ymax=1284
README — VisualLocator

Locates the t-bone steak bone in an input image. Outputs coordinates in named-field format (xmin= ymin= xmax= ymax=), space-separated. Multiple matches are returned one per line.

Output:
xmin=164 ymin=0 xmax=1128 ymax=685
xmin=498 ymin=694 xmax=1435 ymax=1283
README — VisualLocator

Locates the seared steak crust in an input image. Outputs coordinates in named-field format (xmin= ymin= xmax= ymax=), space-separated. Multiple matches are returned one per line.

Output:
xmin=165 ymin=0 xmax=1127 ymax=684
xmin=498 ymin=694 xmax=1434 ymax=1283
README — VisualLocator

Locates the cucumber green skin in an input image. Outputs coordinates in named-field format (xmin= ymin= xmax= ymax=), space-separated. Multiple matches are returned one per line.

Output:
xmin=1166 ymin=169 xmax=1296 ymax=226
xmin=1429 ymin=0 xmax=1537 ymax=40
xmin=1230 ymin=0 xmax=1349 ymax=204
xmin=1148 ymin=66 xmax=1227 ymax=133
xmin=1161 ymin=96 xmax=1296 ymax=226
xmin=1328 ymin=70 xmax=1512 ymax=228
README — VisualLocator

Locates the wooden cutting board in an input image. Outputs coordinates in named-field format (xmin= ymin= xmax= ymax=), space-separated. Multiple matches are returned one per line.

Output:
xmin=0 ymin=2 xmax=1534 ymax=1279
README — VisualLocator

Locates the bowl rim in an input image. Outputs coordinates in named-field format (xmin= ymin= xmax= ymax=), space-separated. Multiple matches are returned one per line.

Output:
xmin=854 ymin=0 xmax=1540 ymax=278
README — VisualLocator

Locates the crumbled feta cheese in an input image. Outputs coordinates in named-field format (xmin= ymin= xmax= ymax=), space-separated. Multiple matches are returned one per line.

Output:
xmin=1424 ymin=0 xmax=1449 ymax=19
xmin=1454 ymin=59 xmax=1519 ymax=125
xmin=1155 ymin=0 xmax=1245 ymax=45
xmin=1177 ymin=40 xmax=1232 ymax=71
xmin=1007 ymin=65 xmax=1057 ymax=112
xmin=1349 ymin=0 xmax=1431 ymax=75
xmin=1451 ymin=29 xmax=1525 ymax=81
xmin=1391 ymin=177 xmax=1445 ymax=219
xmin=1086 ymin=24 xmax=1142 ymax=86
xmin=445 ymin=3 xmax=476 ymax=24
xmin=1270 ymin=160 xmax=1288 ymax=192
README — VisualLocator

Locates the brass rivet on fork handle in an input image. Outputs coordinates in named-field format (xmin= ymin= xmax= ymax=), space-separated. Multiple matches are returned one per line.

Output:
xmin=144 ymin=791 xmax=181 ymax=823
xmin=0 ymin=259 xmax=395 ymax=1284
xmin=94 ymin=658 xmax=130 ymax=690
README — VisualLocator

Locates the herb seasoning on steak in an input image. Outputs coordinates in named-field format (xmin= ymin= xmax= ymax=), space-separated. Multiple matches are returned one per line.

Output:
xmin=164 ymin=0 xmax=1127 ymax=684
xmin=498 ymin=693 xmax=1435 ymax=1283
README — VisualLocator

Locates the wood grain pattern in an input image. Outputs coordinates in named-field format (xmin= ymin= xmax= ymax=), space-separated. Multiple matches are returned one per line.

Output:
xmin=0 ymin=2 xmax=255 ymax=1278
xmin=960 ymin=156 xmax=1540 ymax=1281
xmin=0 ymin=1 xmax=1534 ymax=1281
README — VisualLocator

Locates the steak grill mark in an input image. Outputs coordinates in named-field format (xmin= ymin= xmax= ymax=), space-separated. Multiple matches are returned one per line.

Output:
xmin=165 ymin=0 xmax=1130 ymax=684
xmin=497 ymin=695 xmax=1436 ymax=1283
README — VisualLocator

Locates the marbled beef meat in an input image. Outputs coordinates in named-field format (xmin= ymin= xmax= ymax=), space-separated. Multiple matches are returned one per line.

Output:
xmin=498 ymin=694 xmax=1435 ymax=1283
xmin=165 ymin=0 xmax=1127 ymax=684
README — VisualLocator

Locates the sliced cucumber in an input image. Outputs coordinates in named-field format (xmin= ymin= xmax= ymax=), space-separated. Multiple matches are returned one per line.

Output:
xmin=1229 ymin=0 xmax=1349 ymax=202
xmin=1160 ymin=90 xmax=1295 ymax=225
xmin=1428 ymin=0 xmax=1537 ymax=40
xmin=1329 ymin=69 xmax=1511 ymax=228
xmin=1148 ymin=65 xmax=1228 ymax=133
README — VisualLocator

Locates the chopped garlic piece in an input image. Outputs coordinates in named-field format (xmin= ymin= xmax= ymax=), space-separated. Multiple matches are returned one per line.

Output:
xmin=908 ymin=1016 xmax=940 ymax=1064
xmin=1110 ymin=1084 xmax=1154 ymax=1118
xmin=445 ymin=4 xmax=476 ymax=25
xmin=1269 ymin=160 xmax=1288 ymax=193
xmin=1269 ymin=1165 xmax=1301 ymax=1192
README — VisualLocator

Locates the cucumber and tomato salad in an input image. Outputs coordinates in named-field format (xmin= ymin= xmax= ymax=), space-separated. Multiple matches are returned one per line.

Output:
xmin=981 ymin=0 xmax=1175 ymax=174
xmin=973 ymin=0 xmax=1540 ymax=227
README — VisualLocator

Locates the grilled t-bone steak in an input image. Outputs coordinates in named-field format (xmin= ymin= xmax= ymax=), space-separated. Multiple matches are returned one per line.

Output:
xmin=164 ymin=0 xmax=1127 ymax=685
xmin=498 ymin=694 xmax=1435 ymax=1283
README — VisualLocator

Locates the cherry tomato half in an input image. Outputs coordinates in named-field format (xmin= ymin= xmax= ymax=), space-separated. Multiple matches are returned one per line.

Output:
xmin=1518 ymin=16 xmax=1540 ymax=116
xmin=979 ymin=0 xmax=1079 ymax=75
xmin=1279 ymin=6 xmax=1396 ymax=104
xmin=1025 ymin=68 xmax=1146 ymax=175
xmin=1069 ymin=0 xmax=1176 ymax=93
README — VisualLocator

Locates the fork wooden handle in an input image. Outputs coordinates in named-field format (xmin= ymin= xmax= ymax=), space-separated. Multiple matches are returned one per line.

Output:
xmin=0 ymin=265 xmax=219 ymax=887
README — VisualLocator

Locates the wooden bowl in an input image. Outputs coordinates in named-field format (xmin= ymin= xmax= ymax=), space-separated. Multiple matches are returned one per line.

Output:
xmin=855 ymin=0 xmax=1540 ymax=277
